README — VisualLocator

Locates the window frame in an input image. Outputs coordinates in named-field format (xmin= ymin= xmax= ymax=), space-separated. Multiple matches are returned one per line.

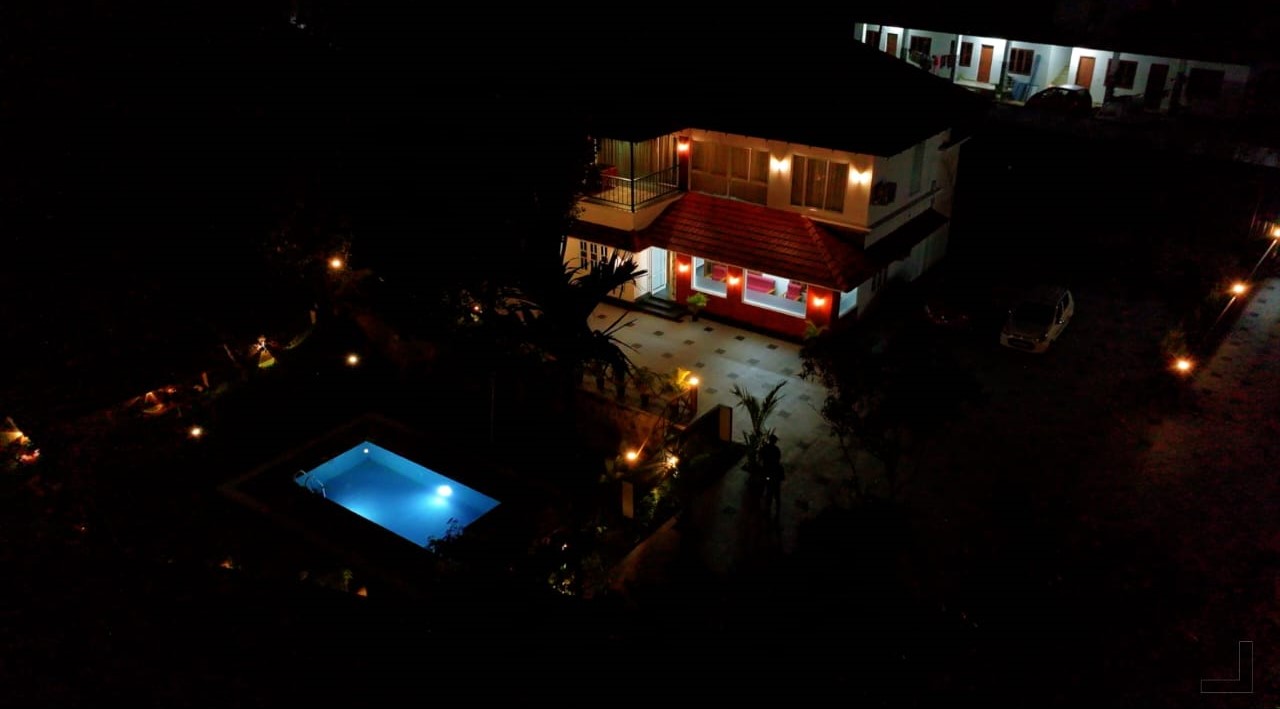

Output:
xmin=691 ymin=140 xmax=770 ymax=204
xmin=908 ymin=36 xmax=931 ymax=56
xmin=1108 ymin=59 xmax=1138 ymax=90
xmin=959 ymin=42 xmax=973 ymax=67
xmin=789 ymin=155 xmax=849 ymax=213
xmin=1187 ymin=68 xmax=1225 ymax=100
xmin=741 ymin=270 xmax=807 ymax=318
xmin=691 ymin=256 xmax=728 ymax=297
xmin=1008 ymin=48 xmax=1034 ymax=76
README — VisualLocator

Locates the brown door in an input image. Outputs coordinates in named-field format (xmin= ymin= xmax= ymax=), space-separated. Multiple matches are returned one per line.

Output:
xmin=886 ymin=33 xmax=898 ymax=57
xmin=866 ymin=29 xmax=880 ymax=51
xmin=1075 ymin=56 xmax=1096 ymax=88
xmin=977 ymin=45 xmax=994 ymax=83
xmin=1144 ymin=63 xmax=1169 ymax=109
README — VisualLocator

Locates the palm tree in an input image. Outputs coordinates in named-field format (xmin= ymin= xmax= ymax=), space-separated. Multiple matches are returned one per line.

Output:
xmin=731 ymin=380 xmax=787 ymax=471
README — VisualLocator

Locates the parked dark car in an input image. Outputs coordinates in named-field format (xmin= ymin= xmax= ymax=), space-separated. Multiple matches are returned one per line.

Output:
xmin=1024 ymin=84 xmax=1094 ymax=116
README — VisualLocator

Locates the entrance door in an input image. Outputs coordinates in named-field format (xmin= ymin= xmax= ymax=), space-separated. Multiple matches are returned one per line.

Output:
xmin=866 ymin=29 xmax=880 ymax=51
xmin=886 ymin=33 xmax=898 ymax=57
xmin=1144 ymin=63 xmax=1169 ymax=110
xmin=1075 ymin=55 xmax=1096 ymax=88
xmin=977 ymin=45 xmax=994 ymax=83
xmin=649 ymin=247 xmax=669 ymax=298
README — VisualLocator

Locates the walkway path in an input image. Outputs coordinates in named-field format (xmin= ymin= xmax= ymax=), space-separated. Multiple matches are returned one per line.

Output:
xmin=590 ymin=303 xmax=866 ymax=593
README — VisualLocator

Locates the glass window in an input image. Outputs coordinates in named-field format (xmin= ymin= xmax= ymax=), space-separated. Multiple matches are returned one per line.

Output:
xmin=826 ymin=162 xmax=848 ymax=211
xmin=910 ymin=143 xmax=925 ymax=195
xmin=741 ymin=270 xmax=807 ymax=318
xmin=691 ymin=140 xmax=709 ymax=172
xmin=838 ymin=287 xmax=858 ymax=317
xmin=790 ymin=156 xmax=806 ymax=205
xmin=692 ymin=256 xmax=728 ymax=297
xmin=730 ymin=147 xmax=750 ymax=180
xmin=790 ymin=155 xmax=849 ymax=213
xmin=1187 ymin=68 xmax=1224 ymax=99
xmin=691 ymin=140 xmax=769 ymax=205
xmin=751 ymin=150 xmax=769 ymax=184
xmin=1009 ymin=48 xmax=1034 ymax=76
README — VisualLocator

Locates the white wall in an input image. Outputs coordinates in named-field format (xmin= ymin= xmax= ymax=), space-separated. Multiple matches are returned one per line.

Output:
xmin=875 ymin=25 xmax=905 ymax=55
xmin=902 ymin=28 xmax=959 ymax=76
xmin=922 ymin=224 xmax=949 ymax=272
xmin=1046 ymin=45 xmax=1073 ymax=87
xmin=563 ymin=237 xmax=646 ymax=301
xmin=687 ymin=128 xmax=875 ymax=228
xmin=1107 ymin=51 xmax=1178 ymax=105
xmin=1067 ymin=47 xmax=1112 ymax=104
xmin=1185 ymin=60 xmax=1251 ymax=117
xmin=866 ymin=130 xmax=947 ymax=240
xmin=954 ymin=35 xmax=1007 ymax=85
xmin=1006 ymin=41 xmax=1071 ymax=96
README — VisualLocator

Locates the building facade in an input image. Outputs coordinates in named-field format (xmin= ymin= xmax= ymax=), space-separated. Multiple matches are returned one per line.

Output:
xmin=564 ymin=121 xmax=962 ymax=339
xmin=854 ymin=21 xmax=1254 ymax=119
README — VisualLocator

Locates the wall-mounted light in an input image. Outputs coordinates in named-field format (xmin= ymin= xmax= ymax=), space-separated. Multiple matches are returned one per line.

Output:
xmin=677 ymin=137 xmax=691 ymax=154
xmin=677 ymin=262 xmax=690 ymax=273
xmin=770 ymin=156 xmax=788 ymax=172
xmin=812 ymin=295 xmax=827 ymax=307
xmin=727 ymin=275 xmax=741 ymax=286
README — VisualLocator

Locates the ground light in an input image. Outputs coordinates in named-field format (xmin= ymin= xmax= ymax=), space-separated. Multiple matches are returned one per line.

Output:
xmin=346 ymin=353 xmax=360 ymax=366
xmin=1230 ymin=282 xmax=1248 ymax=296
xmin=188 ymin=425 xmax=205 ymax=439
xmin=329 ymin=256 xmax=345 ymax=271
xmin=624 ymin=450 xmax=639 ymax=462
xmin=1174 ymin=358 xmax=1194 ymax=374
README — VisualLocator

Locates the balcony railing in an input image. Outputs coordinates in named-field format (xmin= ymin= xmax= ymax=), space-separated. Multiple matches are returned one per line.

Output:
xmin=583 ymin=165 xmax=679 ymax=212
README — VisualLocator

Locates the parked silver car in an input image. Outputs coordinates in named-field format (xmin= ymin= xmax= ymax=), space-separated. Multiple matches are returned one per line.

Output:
xmin=1000 ymin=285 xmax=1075 ymax=353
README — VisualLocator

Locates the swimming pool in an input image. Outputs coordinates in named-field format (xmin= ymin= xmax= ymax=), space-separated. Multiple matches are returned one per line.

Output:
xmin=295 ymin=441 xmax=500 ymax=547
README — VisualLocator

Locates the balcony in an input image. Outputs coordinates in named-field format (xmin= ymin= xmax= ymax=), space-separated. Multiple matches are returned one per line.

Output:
xmin=584 ymin=164 xmax=680 ymax=212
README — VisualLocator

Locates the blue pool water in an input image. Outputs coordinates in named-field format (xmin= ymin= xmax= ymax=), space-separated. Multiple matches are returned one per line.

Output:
xmin=295 ymin=441 xmax=500 ymax=547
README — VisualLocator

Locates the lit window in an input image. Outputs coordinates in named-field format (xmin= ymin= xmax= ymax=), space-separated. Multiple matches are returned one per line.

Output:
xmin=838 ymin=287 xmax=858 ymax=317
xmin=692 ymin=257 xmax=728 ymax=297
xmin=790 ymin=156 xmax=849 ymax=213
xmin=691 ymin=141 xmax=770 ymax=205
xmin=741 ymin=270 xmax=807 ymax=318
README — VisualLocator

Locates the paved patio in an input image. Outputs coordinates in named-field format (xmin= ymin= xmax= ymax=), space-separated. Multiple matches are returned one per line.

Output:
xmin=590 ymin=302 xmax=871 ymax=593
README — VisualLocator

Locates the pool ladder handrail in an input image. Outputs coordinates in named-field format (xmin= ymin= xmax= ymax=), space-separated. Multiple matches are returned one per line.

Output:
xmin=297 ymin=469 xmax=327 ymax=498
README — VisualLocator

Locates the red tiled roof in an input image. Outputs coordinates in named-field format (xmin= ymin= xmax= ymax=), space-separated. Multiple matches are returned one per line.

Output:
xmin=643 ymin=193 xmax=873 ymax=291
xmin=566 ymin=194 xmax=948 ymax=292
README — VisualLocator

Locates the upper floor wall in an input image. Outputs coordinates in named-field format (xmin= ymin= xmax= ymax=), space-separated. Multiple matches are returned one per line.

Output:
xmin=686 ymin=128 xmax=877 ymax=229
xmin=867 ymin=130 xmax=952 ymax=247
xmin=577 ymin=125 xmax=956 ymax=235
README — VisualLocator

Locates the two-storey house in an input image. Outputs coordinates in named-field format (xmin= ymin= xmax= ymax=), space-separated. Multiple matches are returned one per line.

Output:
xmin=562 ymin=40 xmax=981 ymax=340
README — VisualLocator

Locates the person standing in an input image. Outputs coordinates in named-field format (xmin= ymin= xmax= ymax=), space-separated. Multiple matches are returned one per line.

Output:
xmin=760 ymin=433 xmax=784 ymax=521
